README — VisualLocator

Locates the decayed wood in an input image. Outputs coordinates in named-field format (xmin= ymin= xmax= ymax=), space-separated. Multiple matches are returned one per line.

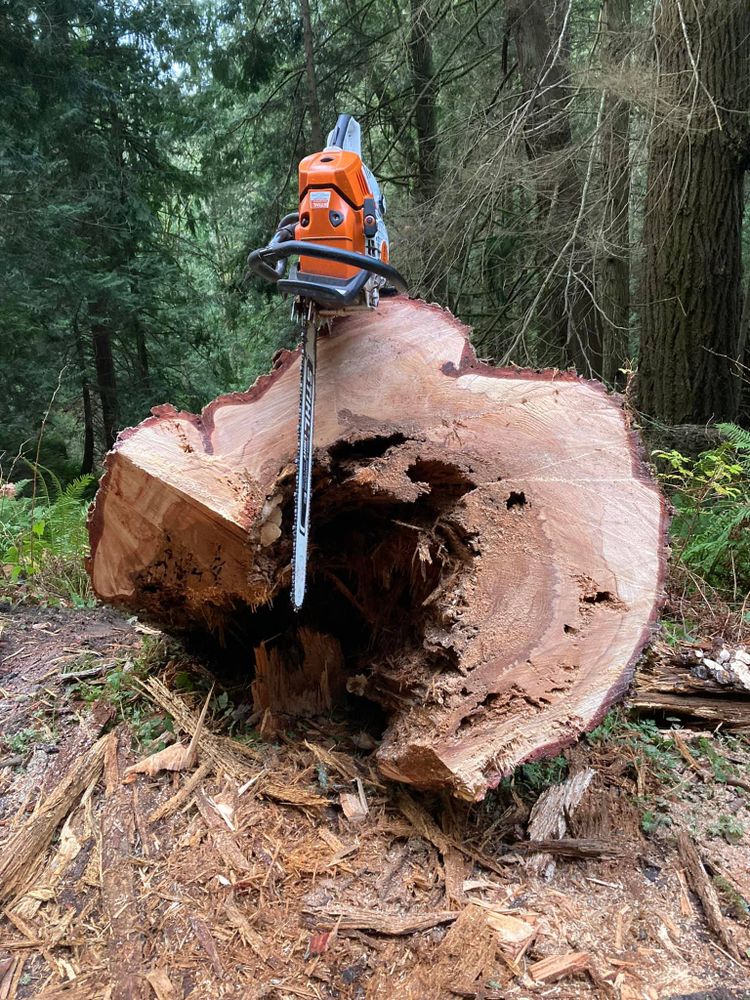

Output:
xmin=88 ymin=297 xmax=667 ymax=798
xmin=630 ymin=692 xmax=750 ymax=728
xmin=510 ymin=837 xmax=626 ymax=859
xmin=525 ymin=768 xmax=595 ymax=877
xmin=0 ymin=735 xmax=108 ymax=905
xmin=252 ymin=627 xmax=346 ymax=721
xmin=676 ymin=829 xmax=742 ymax=961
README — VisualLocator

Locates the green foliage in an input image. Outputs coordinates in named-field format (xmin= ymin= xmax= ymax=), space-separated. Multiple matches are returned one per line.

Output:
xmin=713 ymin=875 xmax=750 ymax=924
xmin=655 ymin=424 xmax=750 ymax=596
xmin=0 ymin=465 xmax=94 ymax=603
xmin=70 ymin=637 xmax=176 ymax=748
xmin=3 ymin=726 xmax=45 ymax=754
xmin=499 ymin=754 xmax=569 ymax=798
xmin=587 ymin=711 xmax=682 ymax=781
xmin=641 ymin=807 xmax=672 ymax=836
xmin=659 ymin=619 xmax=699 ymax=648
xmin=514 ymin=754 xmax=569 ymax=794
xmin=706 ymin=814 xmax=744 ymax=845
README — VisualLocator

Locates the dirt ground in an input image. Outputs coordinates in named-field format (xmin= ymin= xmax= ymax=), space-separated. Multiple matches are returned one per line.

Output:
xmin=1 ymin=603 xmax=749 ymax=999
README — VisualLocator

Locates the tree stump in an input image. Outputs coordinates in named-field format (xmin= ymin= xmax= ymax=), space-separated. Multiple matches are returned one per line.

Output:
xmin=88 ymin=298 xmax=667 ymax=799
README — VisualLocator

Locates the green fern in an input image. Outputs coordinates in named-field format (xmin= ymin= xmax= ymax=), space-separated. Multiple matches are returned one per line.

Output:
xmin=0 ymin=465 xmax=95 ymax=603
xmin=657 ymin=423 xmax=750 ymax=596
xmin=717 ymin=422 xmax=750 ymax=452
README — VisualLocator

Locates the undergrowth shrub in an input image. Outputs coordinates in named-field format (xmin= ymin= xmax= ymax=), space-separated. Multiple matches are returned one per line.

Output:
xmin=656 ymin=423 xmax=750 ymax=597
xmin=0 ymin=464 xmax=95 ymax=605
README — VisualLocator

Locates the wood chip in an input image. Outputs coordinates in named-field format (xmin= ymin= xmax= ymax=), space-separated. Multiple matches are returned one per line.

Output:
xmin=195 ymin=790 xmax=253 ymax=872
xmin=304 ymin=904 xmax=458 ymax=935
xmin=339 ymin=779 xmax=369 ymax=823
xmin=145 ymin=969 xmax=176 ymax=1000
xmin=189 ymin=916 xmax=224 ymax=977
xmin=529 ymin=951 xmax=591 ymax=982
xmin=481 ymin=908 xmax=536 ymax=960
xmin=263 ymin=783 xmax=328 ymax=808
xmin=511 ymin=837 xmax=626 ymax=859
xmin=123 ymin=741 xmax=197 ymax=781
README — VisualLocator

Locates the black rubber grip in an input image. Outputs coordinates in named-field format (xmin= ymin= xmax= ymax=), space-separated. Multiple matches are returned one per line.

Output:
xmin=246 ymin=240 xmax=408 ymax=295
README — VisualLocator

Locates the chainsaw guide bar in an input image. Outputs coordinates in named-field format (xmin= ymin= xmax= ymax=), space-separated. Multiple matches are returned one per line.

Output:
xmin=247 ymin=113 xmax=407 ymax=609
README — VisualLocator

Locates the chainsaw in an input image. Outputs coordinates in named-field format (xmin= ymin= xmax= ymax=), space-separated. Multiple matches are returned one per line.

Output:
xmin=247 ymin=113 xmax=408 ymax=611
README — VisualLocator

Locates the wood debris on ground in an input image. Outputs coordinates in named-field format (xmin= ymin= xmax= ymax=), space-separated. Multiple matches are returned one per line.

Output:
xmin=524 ymin=767 xmax=595 ymax=878
xmin=0 ymin=605 xmax=749 ymax=998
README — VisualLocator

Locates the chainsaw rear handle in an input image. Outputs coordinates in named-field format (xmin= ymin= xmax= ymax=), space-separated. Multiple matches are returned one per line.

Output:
xmin=246 ymin=239 xmax=408 ymax=307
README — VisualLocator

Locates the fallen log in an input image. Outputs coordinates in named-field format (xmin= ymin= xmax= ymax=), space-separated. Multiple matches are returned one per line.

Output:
xmin=88 ymin=297 xmax=667 ymax=799
xmin=629 ymin=692 xmax=750 ymax=729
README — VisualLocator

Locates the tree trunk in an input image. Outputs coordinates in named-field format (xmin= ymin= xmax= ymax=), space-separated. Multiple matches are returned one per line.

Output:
xmin=300 ymin=0 xmax=323 ymax=151
xmin=91 ymin=308 xmax=119 ymax=452
xmin=597 ymin=0 xmax=631 ymax=386
xmin=88 ymin=298 xmax=666 ymax=800
xmin=638 ymin=0 xmax=750 ymax=424
xmin=508 ymin=0 xmax=601 ymax=375
xmin=74 ymin=315 xmax=95 ymax=475
xmin=408 ymin=0 xmax=438 ymax=203
xmin=134 ymin=320 xmax=151 ymax=394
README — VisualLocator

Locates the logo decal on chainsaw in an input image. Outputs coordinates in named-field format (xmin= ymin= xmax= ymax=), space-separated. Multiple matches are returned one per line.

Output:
xmin=309 ymin=191 xmax=331 ymax=208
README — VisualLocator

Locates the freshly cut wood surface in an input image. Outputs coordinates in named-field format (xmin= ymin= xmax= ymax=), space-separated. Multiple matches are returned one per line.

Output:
xmin=88 ymin=297 xmax=667 ymax=799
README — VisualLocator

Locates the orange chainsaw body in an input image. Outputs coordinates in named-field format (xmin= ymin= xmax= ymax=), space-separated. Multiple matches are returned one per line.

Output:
xmin=296 ymin=149 xmax=373 ymax=280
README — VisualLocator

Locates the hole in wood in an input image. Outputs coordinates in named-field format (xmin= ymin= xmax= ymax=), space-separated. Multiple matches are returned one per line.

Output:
xmin=188 ymin=437 xmax=479 ymax=738
xmin=583 ymin=590 xmax=612 ymax=604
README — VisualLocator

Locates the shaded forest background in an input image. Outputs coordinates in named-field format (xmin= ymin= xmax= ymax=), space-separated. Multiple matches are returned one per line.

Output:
xmin=2 ymin=0 xmax=750 ymax=480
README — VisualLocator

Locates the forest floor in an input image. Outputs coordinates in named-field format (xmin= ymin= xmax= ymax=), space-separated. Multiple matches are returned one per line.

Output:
xmin=1 ymin=602 xmax=749 ymax=999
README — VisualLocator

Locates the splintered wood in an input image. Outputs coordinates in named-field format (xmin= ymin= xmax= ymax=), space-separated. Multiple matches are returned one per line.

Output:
xmin=529 ymin=951 xmax=591 ymax=982
xmin=88 ymin=296 xmax=667 ymax=798
xmin=676 ymin=830 xmax=742 ymax=960
xmin=0 ymin=734 xmax=108 ymax=905
xmin=303 ymin=905 xmax=458 ymax=935
xmin=100 ymin=730 xmax=145 ymax=998
xmin=123 ymin=686 xmax=210 ymax=783
xmin=525 ymin=768 xmax=595 ymax=878
xmin=252 ymin=627 xmax=346 ymax=723
xmin=137 ymin=676 xmax=257 ymax=783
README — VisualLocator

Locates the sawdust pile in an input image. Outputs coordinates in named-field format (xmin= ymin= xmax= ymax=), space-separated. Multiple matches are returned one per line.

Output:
xmin=0 ymin=608 xmax=749 ymax=998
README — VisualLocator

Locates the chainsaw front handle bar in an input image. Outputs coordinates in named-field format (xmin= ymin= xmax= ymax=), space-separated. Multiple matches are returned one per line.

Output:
xmin=246 ymin=239 xmax=408 ymax=307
